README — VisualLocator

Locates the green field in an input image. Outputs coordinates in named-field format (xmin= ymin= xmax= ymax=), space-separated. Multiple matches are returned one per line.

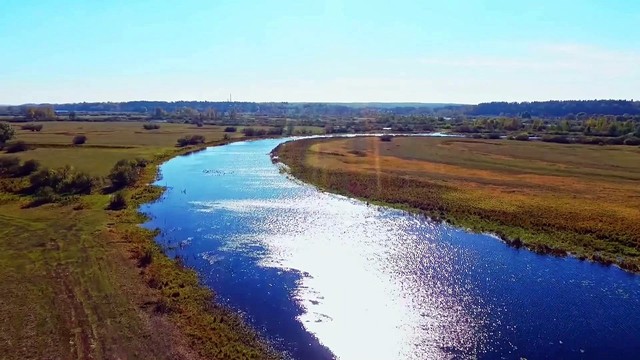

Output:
xmin=275 ymin=136 xmax=640 ymax=271
xmin=0 ymin=121 xmax=277 ymax=359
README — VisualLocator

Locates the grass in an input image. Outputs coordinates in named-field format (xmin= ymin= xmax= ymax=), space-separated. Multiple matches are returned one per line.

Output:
xmin=1 ymin=121 xmax=236 ymax=176
xmin=275 ymin=136 xmax=640 ymax=272
xmin=0 ymin=121 xmax=278 ymax=359
xmin=11 ymin=121 xmax=240 ymax=147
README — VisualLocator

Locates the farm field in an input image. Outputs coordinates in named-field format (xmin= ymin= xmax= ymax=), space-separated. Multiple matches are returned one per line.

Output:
xmin=275 ymin=136 xmax=640 ymax=271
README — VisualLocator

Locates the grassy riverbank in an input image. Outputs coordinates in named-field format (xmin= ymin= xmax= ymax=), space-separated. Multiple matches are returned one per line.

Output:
xmin=0 ymin=122 xmax=278 ymax=359
xmin=274 ymin=136 xmax=640 ymax=272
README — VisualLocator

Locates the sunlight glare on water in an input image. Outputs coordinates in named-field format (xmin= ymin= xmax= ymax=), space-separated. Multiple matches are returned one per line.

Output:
xmin=191 ymin=196 xmax=488 ymax=359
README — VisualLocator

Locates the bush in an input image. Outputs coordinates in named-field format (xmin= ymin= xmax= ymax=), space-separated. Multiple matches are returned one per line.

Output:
xmin=604 ymin=136 xmax=625 ymax=145
xmin=108 ymin=192 xmax=127 ymax=210
xmin=242 ymin=127 xmax=255 ymax=137
xmin=142 ymin=123 xmax=161 ymax=130
xmin=514 ymin=133 xmax=530 ymax=141
xmin=108 ymin=159 xmax=142 ymax=190
xmin=176 ymin=135 xmax=205 ymax=147
xmin=380 ymin=134 xmax=393 ymax=142
xmin=242 ymin=127 xmax=267 ymax=137
xmin=224 ymin=127 xmax=237 ymax=132
xmin=20 ymin=124 xmax=43 ymax=132
xmin=60 ymin=171 xmax=94 ymax=195
xmin=575 ymin=136 xmax=602 ymax=145
xmin=133 ymin=157 xmax=149 ymax=167
xmin=34 ymin=186 xmax=58 ymax=204
xmin=5 ymin=141 xmax=29 ymax=153
xmin=29 ymin=166 xmax=96 ymax=196
xmin=541 ymin=135 xmax=572 ymax=144
xmin=0 ymin=156 xmax=21 ymax=177
xmin=267 ymin=127 xmax=284 ymax=136
xmin=623 ymin=137 xmax=640 ymax=146
xmin=72 ymin=135 xmax=87 ymax=145
xmin=485 ymin=133 xmax=502 ymax=139
xmin=17 ymin=159 xmax=40 ymax=177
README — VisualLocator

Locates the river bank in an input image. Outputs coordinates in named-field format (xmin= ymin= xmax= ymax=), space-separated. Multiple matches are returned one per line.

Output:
xmin=0 ymin=122 xmax=279 ymax=359
xmin=120 ymin=138 xmax=280 ymax=359
xmin=273 ymin=136 xmax=640 ymax=272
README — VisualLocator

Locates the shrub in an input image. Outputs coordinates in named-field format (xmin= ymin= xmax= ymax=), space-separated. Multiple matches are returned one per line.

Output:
xmin=604 ymin=136 xmax=625 ymax=145
xmin=242 ymin=127 xmax=268 ymax=137
xmin=623 ymin=137 xmax=640 ymax=146
xmin=575 ymin=136 xmax=602 ymax=145
xmin=142 ymin=123 xmax=161 ymax=130
xmin=108 ymin=159 xmax=142 ymax=190
xmin=0 ymin=123 xmax=15 ymax=146
xmin=108 ymin=192 xmax=127 ymax=210
xmin=60 ymin=171 xmax=94 ymax=195
xmin=223 ymin=134 xmax=230 ymax=140
xmin=380 ymin=134 xmax=393 ymax=142
xmin=133 ymin=157 xmax=149 ymax=167
xmin=485 ymin=133 xmax=502 ymax=139
xmin=514 ymin=133 xmax=530 ymax=141
xmin=34 ymin=186 xmax=58 ymax=204
xmin=17 ymin=159 xmax=40 ymax=176
xmin=20 ymin=124 xmax=43 ymax=132
xmin=242 ymin=127 xmax=255 ymax=137
xmin=29 ymin=166 xmax=95 ymax=195
xmin=72 ymin=135 xmax=87 ymax=145
xmin=224 ymin=126 xmax=237 ymax=132
xmin=0 ymin=156 xmax=21 ymax=177
xmin=267 ymin=127 xmax=284 ymax=135
xmin=541 ymin=135 xmax=572 ymax=144
xmin=5 ymin=141 xmax=29 ymax=153
xmin=176 ymin=135 xmax=205 ymax=147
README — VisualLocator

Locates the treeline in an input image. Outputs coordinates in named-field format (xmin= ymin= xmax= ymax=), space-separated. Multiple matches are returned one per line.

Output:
xmin=1 ymin=101 xmax=454 ymax=118
xmin=468 ymin=100 xmax=640 ymax=117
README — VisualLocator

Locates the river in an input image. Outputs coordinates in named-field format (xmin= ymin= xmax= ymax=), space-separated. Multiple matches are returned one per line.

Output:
xmin=142 ymin=137 xmax=640 ymax=359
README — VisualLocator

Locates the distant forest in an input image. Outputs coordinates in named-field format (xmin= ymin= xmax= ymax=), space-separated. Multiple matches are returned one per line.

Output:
xmin=467 ymin=100 xmax=640 ymax=117
xmin=1 ymin=102 xmax=452 ymax=117
xmin=1 ymin=100 xmax=638 ymax=118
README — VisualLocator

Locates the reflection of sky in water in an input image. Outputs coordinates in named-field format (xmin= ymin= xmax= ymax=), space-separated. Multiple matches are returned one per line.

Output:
xmin=143 ymin=138 xmax=640 ymax=360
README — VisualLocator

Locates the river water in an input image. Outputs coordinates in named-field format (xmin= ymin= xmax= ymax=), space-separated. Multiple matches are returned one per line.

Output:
xmin=142 ymin=138 xmax=640 ymax=359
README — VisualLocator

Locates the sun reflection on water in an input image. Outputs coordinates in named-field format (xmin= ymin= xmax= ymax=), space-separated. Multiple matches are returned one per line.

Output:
xmin=191 ymin=194 xmax=490 ymax=359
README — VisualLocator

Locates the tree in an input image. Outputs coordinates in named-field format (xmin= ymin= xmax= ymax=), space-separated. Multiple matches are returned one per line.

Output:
xmin=69 ymin=111 xmax=77 ymax=120
xmin=153 ymin=108 xmax=166 ymax=119
xmin=0 ymin=123 xmax=15 ymax=146
xmin=25 ymin=106 xmax=55 ymax=120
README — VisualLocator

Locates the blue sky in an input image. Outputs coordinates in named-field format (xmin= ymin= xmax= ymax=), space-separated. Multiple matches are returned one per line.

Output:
xmin=1 ymin=0 xmax=638 ymax=104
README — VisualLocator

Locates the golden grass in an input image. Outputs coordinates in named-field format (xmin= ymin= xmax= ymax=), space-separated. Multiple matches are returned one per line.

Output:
xmin=276 ymin=136 xmax=640 ymax=271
